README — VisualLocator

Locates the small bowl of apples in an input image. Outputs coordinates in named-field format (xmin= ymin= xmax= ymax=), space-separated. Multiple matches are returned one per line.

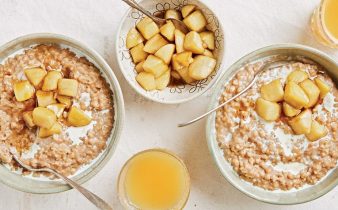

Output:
xmin=116 ymin=0 xmax=225 ymax=104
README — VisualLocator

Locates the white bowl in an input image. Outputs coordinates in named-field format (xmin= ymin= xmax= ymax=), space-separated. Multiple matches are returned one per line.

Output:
xmin=206 ymin=44 xmax=338 ymax=204
xmin=0 ymin=33 xmax=125 ymax=194
xmin=116 ymin=0 xmax=225 ymax=104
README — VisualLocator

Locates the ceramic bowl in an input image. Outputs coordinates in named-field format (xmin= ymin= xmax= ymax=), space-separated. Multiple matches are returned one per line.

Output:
xmin=0 ymin=33 xmax=125 ymax=194
xmin=116 ymin=0 xmax=225 ymax=104
xmin=206 ymin=44 xmax=338 ymax=204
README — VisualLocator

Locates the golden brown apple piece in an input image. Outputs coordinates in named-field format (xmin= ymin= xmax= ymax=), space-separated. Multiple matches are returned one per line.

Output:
xmin=42 ymin=71 xmax=62 ymax=91
xmin=184 ymin=31 xmax=205 ymax=54
xmin=288 ymin=109 xmax=312 ymax=134
xmin=286 ymin=70 xmax=309 ymax=83
xmin=135 ymin=61 xmax=145 ymax=73
xmin=260 ymin=79 xmax=284 ymax=102
xmin=67 ymin=107 xmax=92 ymax=127
xmin=171 ymin=54 xmax=184 ymax=71
xmin=284 ymin=81 xmax=309 ymax=109
xmin=136 ymin=17 xmax=160 ymax=40
xmin=36 ymin=90 xmax=56 ymax=107
xmin=203 ymin=49 xmax=214 ymax=58
xmin=183 ymin=10 xmax=207 ymax=32
xmin=47 ymin=103 xmax=66 ymax=118
xmin=174 ymin=29 xmax=185 ymax=53
xmin=282 ymin=102 xmax=301 ymax=117
xmin=176 ymin=67 xmax=195 ymax=84
xmin=154 ymin=44 xmax=175 ymax=64
xmin=23 ymin=111 xmax=35 ymax=128
xmin=199 ymin=31 xmax=215 ymax=50
xmin=130 ymin=43 xmax=149 ymax=64
xmin=24 ymin=67 xmax=47 ymax=87
xmin=174 ymin=51 xmax=194 ymax=67
xmin=181 ymin=4 xmax=196 ymax=18
xmin=32 ymin=107 xmax=57 ymax=129
xmin=160 ymin=21 xmax=175 ymax=41
xmin=126 ymin=27 xmax=145 ymax=49
xmin=299 ymin=79 xmax=320 ymax=108
xmin=255 ymin=98 xmax=281 ymax=121
xmin=57 ymin=78 xmax=79 ymax=97
xmin=171 ymin=70 xmax=181 ymax=80
xmin=305 ymin=120 xmax=328 ymax=141
xmin=38 ymin=122 xmax=62 ymax=138
xmin=164 ymin=9 xmax=182 ymax=20
xmin=188 ymin=55 xmax=216 ymax=80
xmin=142 ymin=55 xmax=168 ymax=78
xmin=13 ymin=80 xmax=35 ymax=102
xmin=136 ymin=72 xmax=156 ymax=91
xmin=56 ymin=95 xmax=72 ymax=108
xmin=155 ymin=70 xmax=170 ymax=90
xmin=143 ymin=34 xmax=168 ymax=54
xmin=314 ymin=78 xmax=331 ymax=98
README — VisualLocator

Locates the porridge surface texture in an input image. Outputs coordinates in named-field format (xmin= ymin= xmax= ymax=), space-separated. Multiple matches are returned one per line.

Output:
xmin=215 ymin=59 xmax=338 ymax=191
xmin=0 ymin=45 xmax=114 ymax=177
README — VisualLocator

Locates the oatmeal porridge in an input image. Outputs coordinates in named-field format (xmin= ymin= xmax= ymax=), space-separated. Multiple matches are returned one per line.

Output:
xmin=215 ymin=57 xmax=337 ymax=191
xmin=0 ymin=45 xmax=114 ymax=178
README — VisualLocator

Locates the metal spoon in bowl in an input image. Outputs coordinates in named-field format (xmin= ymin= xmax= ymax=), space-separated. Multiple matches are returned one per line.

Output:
xmin=121 ymin=0 xmax=189 ymax=34
xmin=10 ymin=151 xmax=113 ymax=210
xmin=177 ymin=60 xmax=307 ymax=127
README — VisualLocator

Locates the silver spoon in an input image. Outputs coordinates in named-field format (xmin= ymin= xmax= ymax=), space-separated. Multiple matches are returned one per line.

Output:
xmin=10 ymin=151 xmax=113 ymax=210
xmin=122 ymin=0 xmax=189 ymax=34
xmin=178 ymin=60 xmax=298 ymax=127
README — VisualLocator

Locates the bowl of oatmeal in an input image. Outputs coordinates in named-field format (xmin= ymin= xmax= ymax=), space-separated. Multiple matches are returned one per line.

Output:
xmin=0 ymin=33 xmax=124 ymax=193
xmin=116 ymin=0 xmax=225 ymax=104
xmin=206 ymin=44 xmax=337 ymax=204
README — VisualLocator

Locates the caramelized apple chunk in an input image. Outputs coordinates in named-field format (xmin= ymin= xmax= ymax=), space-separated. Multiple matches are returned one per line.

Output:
xmin=136 ymin=72 xmax=156 ymax=91
xmin=130 ymin=43 xmax=148 ymax=64
xmin=13 ymin=80 xmax=35 ymax=102
xmin=286 ymin=70 xmax=308 ymax=83
xmin=160 ymin=21 xmax=175 ymax=41
xmin=36 ymin=90 xmax=56 ymax=107
xmin=136 ymin=17 xmax=159 ymax=40
xmin=314 ymin=78 xmax=331 ymax=98
xmin=282 ymin=102 xmax=301 ymax=117
xmin=56 ymin=95 xmax=72 ymax=108
xmin=255 ymin=98 xmax=281 ymax=121
xmin=57 ymin=79 xmax=78 ymax=97
xmin=23 ymin=111 xmax=35 ymax=128
xmin=154 ymin=44 xmax=175 ymax=64
xmin=199 ymin=31 xmax=215 ymax=50
xmin=184 ymin=31 xmax=205 ymax=54
xmin=174 ymin=29 xmax=185 ymax=53
xmin=299 ymin=79 xmax=320 ymax=108
xmin=142 ymin=55 xmax=168 ymax=78
xmin=155 ymin=70 xmax=170 ymax=90
xmin=164 ymin=9 xmax=182 ymax=20
xmin=305 ymin=120 xmax=328 ymax=141
xmin=260 ymin=79 xmax=284 ymax=102
xmin=174 ymin=51 xmax=194 ymax=67
xmin=24 ymin=67 xmax=47 ymax=87
xmin=176 ymin=67 xmax=195 ymax=84
xmin=32 ymin=107 xmax=57 ymax=129
xmin=38 ymin=122 xmax=62 ymax=138
xmin=188 ymin=55 xmax=216 ymax=80
xmin=67 ymin=107 xmax=92 ymax=127
xmin=42 ymin=70 xmax=62 ymax=91
xmin=143 ymin=34 xmax=168 ymax=54
xmin=183 ymin=10 xmax=207 ymax=32
xmin=47 ymin=103 xmax=66 ymax=118
xmin=181 ymin=4 xmax=196 ymax=18
xmin=126 ymin=27 xmax=144 ymax=49
xmin=288 ymin=109 xmax=312 ymax=135
xmin=284 ymin=81 xmax=309 ymax=109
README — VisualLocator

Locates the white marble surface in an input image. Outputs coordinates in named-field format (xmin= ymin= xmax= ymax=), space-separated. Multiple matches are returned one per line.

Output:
xmin=0 ymin=0 xmax=337 ymax=209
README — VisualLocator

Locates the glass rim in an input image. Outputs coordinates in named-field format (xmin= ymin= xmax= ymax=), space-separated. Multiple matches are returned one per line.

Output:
xmin=117 ymin=148 xmax=191 ymax=210
xmin=318 ymin=0 xmax=338 ymax=45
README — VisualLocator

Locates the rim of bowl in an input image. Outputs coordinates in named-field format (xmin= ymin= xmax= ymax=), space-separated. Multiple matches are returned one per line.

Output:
xmin=206 ymin=43 xmax=338 ymax=205
xmin=0 ymin=33 xmax=125 ymax=194
xmin=115 ymin=0 xmax=226 ymax=104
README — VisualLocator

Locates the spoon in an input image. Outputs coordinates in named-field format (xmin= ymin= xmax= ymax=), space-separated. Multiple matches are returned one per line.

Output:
xmin=178 ymin=60 xmax=299 ymax=127
xmin=10 ymin=151 xmax=113 ymax=210
xmin=122 ymin=0 xmax=189 ymax=34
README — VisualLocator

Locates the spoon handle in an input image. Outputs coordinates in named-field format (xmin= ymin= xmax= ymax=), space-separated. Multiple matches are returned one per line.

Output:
xmin=122 ymin=0 xmax=164 ymax=24
xmin=177 ymin=76 xmax=258 ymax=127
xmin=50 ymin=169 xmax=113 ymax=210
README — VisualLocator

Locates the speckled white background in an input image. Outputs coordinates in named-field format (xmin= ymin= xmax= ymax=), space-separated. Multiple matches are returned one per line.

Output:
xmin=0 ymin=0 xmax=337 ymax=209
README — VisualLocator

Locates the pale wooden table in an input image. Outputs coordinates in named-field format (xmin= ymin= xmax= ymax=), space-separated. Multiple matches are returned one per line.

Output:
xmin=0 ymin=0 xmax=337 ymax=209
